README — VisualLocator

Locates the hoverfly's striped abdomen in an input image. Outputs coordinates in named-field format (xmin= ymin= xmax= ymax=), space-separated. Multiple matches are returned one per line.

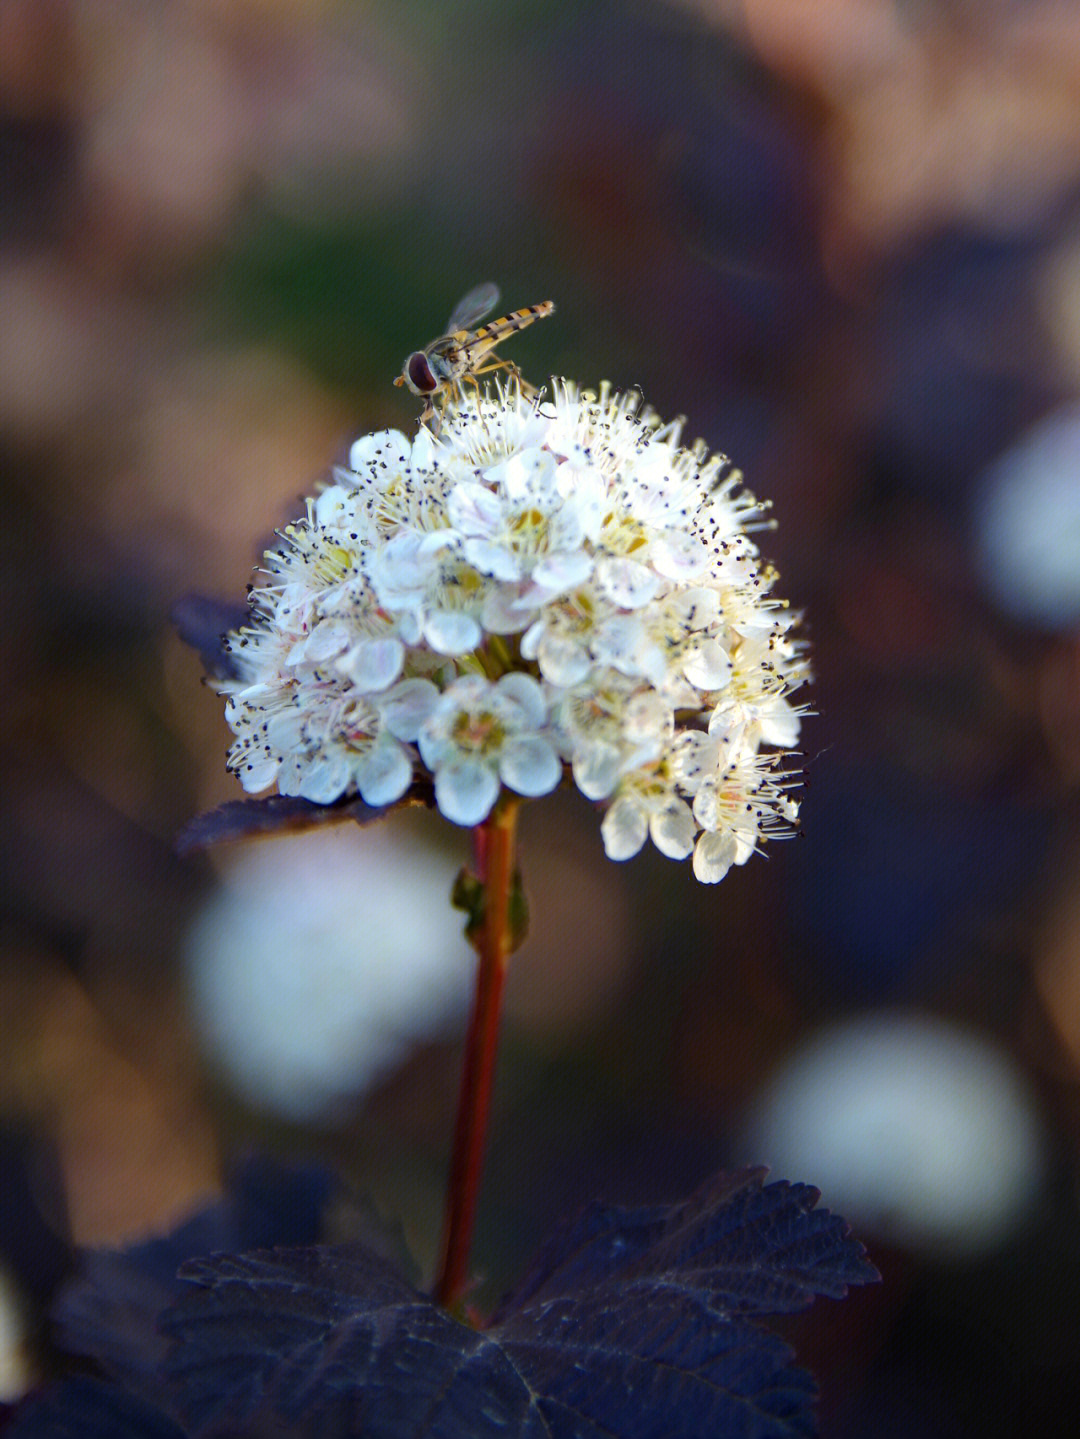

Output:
xmin=473 ymin=302 xmax=555 ymax=343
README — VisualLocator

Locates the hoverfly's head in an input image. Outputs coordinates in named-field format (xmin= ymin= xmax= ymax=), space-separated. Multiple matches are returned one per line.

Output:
xmin=397 ymin=351 xmax=439 ymax=397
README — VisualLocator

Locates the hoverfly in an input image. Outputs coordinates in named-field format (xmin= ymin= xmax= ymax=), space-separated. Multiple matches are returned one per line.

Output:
xmin=395 ymin=282 xmax=554 ymax=426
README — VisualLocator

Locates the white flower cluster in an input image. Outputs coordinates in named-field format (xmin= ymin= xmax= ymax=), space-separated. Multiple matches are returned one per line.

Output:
xmin=219 ymin=381 xmax=807 ymax=882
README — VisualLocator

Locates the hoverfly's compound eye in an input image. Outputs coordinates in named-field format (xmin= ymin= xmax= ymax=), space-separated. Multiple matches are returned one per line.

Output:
xmin=407 ymin=351 xmax=439 ymax=395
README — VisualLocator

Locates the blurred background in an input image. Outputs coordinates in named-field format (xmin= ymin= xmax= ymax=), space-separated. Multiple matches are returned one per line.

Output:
xmin=3 ymin=0 xmax=1080 ymax=1431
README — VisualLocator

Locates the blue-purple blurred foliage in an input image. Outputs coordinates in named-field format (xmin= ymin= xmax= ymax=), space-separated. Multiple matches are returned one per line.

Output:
xmin=20 ymin=1162 xmax=873 ymax=1439
xmin=4 ymin=1 xmax=1080 ymax=1433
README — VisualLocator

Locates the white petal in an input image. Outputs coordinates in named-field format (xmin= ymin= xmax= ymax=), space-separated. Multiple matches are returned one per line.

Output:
xmin=488 ymin=448 xmax=557 ymax=504
xmin=276 ymin=762 xmax=304 ymax=797
xmin=397 ymin=610 xmax=422 ymax=646
xmin=692 ymin=782 xmax=720 ymax=829
xmin=671 ymin=587 xmax=721 ymax=628
xmin=464 ymin=537 xmax=521 ymax=581
xmin=339 ymin=637 xmax=404 ymax=691
xmin=417 ymin=724 xmax=447 ymax=771
xmin=624 ymin=691 xmax=673 ymax=745
xmin=483 ymin=585 xmax=537 ymax=635
xmin=519 ymin=618 xmax=544 ymax=660
xmin=536 ymin=631 xmax=592 ymax=687
xmin=683 ymin=640 xmax=732 ymax=692
xmin=447 ymin=480 xmax=504 ymax=532
xmin=595 ymin=557 xmax=660 ymax=609
xmin=629 ymin=638 xmax=668 ymax=688
xmin=650 ymin=532 xmax=710 ymax=581
xmin=381 ymin=679 xmax=440 ymax=740
xmin=495 ymin=671 xmax=548 ymax=727
xmin=546 ymin=505 xmax=586 ymax=554
xmin=226 ymin=682 xmax=273 ymax=711
xmin=601 ymin=796 xmax=648 ymax=861
xmin=500 ymin=736 xmax=562 ymax=797
xmin=593 ymin=614 xmax=644 ymax=671
xmin=417 ymin=529 xmax=460 ymax=559
xmin=707 ymin=707 xmax=749 ymax=762
xmin=649 ymin=800 xmax=695 ymax=859
xmin=626 ymin=447 xmax=677 ymax=505
xmin=731 ymin=819 xmax=758 ymax=864
xmin=439 ymin=672 xmax=490 ymax=707
xmin=732 ymin=611 xmax=778 ymax=641
xmin=669 ymin=731 xmax=718 ymax=791
xmin=238 ymin=756 xmax=279 ymax=793
xmin=277 ymin=583 xmax=316 ymax=630
xmin=693 ymin=831 xmax=738 ymax=883
xmin=572 ymin=742 xmax=622 ymax=800
xmin=435 ymin=759 xmax=500 ymax=826
xmin=558 ymin=467 xmax=606 ymax=540
xmin=714 ymin=549 xmax=758 ymax=587
xmin=356 ymin=739 xmax=413 ymax=806
xmin=313 ymin=485 xmax=352 ymax=527
xmin=530 ymin=549 xmax=593 ymax=595
xmin=424 ymin=610 xmax=482 ymax=655
xmin=410 ymin=427 xmax=437 ymax=469
xmin=349 ymin=428 xmax=412 ymax=475
xmin=371 ymin=531 xmax=429 ymax=605
xmin=297 ymin=754 xmax=352 ymax=804
xmin=264 ymin=710 xmax=307 ymax=752
xmin=759 ymin=697 xmax=802 ymax=748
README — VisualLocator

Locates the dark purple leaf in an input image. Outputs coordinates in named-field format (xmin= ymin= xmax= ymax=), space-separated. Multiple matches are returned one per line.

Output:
xmin=170 ymin=595 xmax=248 ymax=680
xmin=482 ymin=1170 xmax=877 ymax=1438
xmin=492 ymin=1168 xmax=879 ymax=1323
xmin=174 ymin=785 xmax=432 ymax=856
xmin=160 ymin=1246 xmax=549 ymax=1439
xmin=495 ymin=1289 xmax=816 ymax=1439
xmin=152 ymin=1171 xmax=876 ymax=1437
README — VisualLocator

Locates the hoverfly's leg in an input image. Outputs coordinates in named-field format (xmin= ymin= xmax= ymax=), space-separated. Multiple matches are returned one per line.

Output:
xmin=502 ymin=359 xmax=538 ymax=396
xmin=460 ymin=373 xmax=483 ymax=414
xmin=432 ymin=379 xmax=462 ymax=413
xmin=502 ymin=360 xmax=538 ymax=400
xmin=422 ymin=381 xmax=458 ymax=435
xmin=467 ymin=358 xmax=517 ymax=379
xmin=467 ymin=357 xmax=537 ymax=398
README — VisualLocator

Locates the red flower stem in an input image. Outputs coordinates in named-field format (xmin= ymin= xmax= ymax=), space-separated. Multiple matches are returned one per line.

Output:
xmin=434 ymin=796 xmax=520 ymax=1311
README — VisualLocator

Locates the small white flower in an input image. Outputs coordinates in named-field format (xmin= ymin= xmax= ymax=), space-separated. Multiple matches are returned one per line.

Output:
xmin=520 ymin=589 xmax=610 ymax=687
xmin=446 ymin=447 xmax=597 ymax=595
xmin=600 ymin=766 xmax=696 ymax=863
xmin=551 ymin=672 xmax=672 ymax=800
xmin=708 ymin=692 xmax=801 ymax=758
xmin=272 ymin=688 xmax=417 ymax=808
xmin=418 ymin=673 xmax=562 ymax=825
xmin=690 ymin=755 xmax=799 ymax=884
xmin=217 ymin=377 xmax=807 ymax=880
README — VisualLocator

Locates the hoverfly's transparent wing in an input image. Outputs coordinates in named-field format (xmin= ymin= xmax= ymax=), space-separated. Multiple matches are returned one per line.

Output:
xmin=445 ymin=282 xmax=500 ymax=335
